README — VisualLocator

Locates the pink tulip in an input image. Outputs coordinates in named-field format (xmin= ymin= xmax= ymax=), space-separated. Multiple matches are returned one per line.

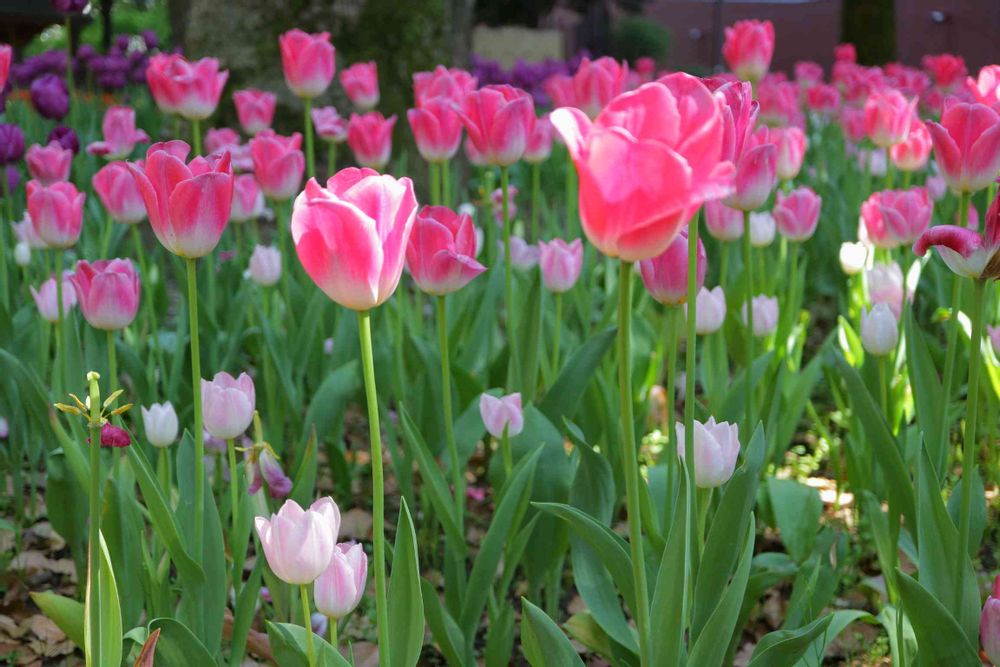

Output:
xmin=128 ymin=141 xmax=234 ymax=258
xmin=773 ymin=186 xmax=822 ymax=242
xmin=742 ymin=295 xmax=779 ymax=336
xmin=861 ymin=188 xmax=932 ymax=249
xmin=291 ymin=168 xmax=417 ymax=310
xmin=914 ymin=191 xmax=1000 ymax=280
xmin=93 ymin=161 xmax=146 ymax=224
xmin=250 ymin=130 xmax=305 ymax=202
xmin=311 ymin=106 xmax=349 ymax=143
xmin=233 ymin=89 xmax=277 ymax=136
xmin=966 ymin=65 xmax=1000 ymax=111
xmin=922 ymin=53 xmax=966 ymax=91
xmin=279 ymin=30 xmax=335 ymax=99
xmin=347 ymin=112 xmax=396 ymax=170
xmin=538 ymin=238 xmax=583 ymax=293
xmin=794 ymin=61 xmax=824 ymax=88
xmin=204 ymin=129 xmax=253 ymax=173
xmin=839 ymin=106 xmax=866 ymax=144
xmin=864 ymin=88 xmax=916 ymax=148
xmin=834 ymin=43 xmax=857 ymax=63
xmin=981 ymin=576 xmax=1000 ymax=666
xmin=926 ymin=175 xmax=947 ymax=201
xmin=27 ymin=180 xmax=85 ymax=248
xmin=890 ymin=120 xmax=931 ymax=172
xmin=675 ymin=417 xmax=740 ymax=487
xmin=255 ymin=499 xmax=337 ymax=585
xmin=70 ymin=259 xmax=141 ymax=330
xmin=202 ymin=371 xmax=255 ymax=440
xmin=543 ymin=73 xmax=576 ymax=108
xmin=490 ymin=186 xmax=518 ymax=225
xmin=86 ymin=106 xmax=150 ymax=159
xmin=257 ymin=448 xmax=293 ymax=498
xmin=11 ymin=214 xmax=46 ymax=249
xmin=407 ymin=98 xmax=463 ymax=163
xmin=30 ymin=272 xmax=77 ymax=322
xmin=314 ymin=542 xmax=368 ymax=620
xmin=456 ymin=85 xmax=536 ymax=167
xmin=26 ymin=141 xmax=72 ymax=186
xmin=553 ymin=74 xmax=734 ymax=261
xmin=726 ymin=125 xmax=777 ymax=212
xmin=231 ymin=174 xmax=265 ymax=223
xmin=145 ymin=53 xmax=228 ymax=120
xmin=757 ymin=79 xmax=804 ymax=129
xmin=413 ymin=66 xmax=477 ymax=107
xmin=867 ymin=262 xmax=906 ymax=318
xmin=806 ymin=84 xmax=841 ymax=115
xmin=479 ymin=392 xmax=523 ymax=438
xmin=926 ymin=101 xmax=1000 ymax=193
xmin=406 ymin=205 xmax=485 ymax=295
xmin=341 ymin=61 xmax=379 ymax=111
xmin=989 ymin=326 xmax=1000 ymax=357
xmin=524 ymin=115 xmax=554 ymax=164
xmin=248 ymin=244 xmax=282 ymax=287
xmin=571 ymin=57 xmax=629 ymax=119
xmin=722 ymin=19 xmax=775 ymax=82
xmin=0 ymin=44 xmax=9 ymax=91
xmin=508 ymin=236 xmax=540 ymax=270
xmin=638 ymin=229 xmax=705 ymax=306
xmin=772 ymin=127 xmax=806 ymax=182
xmin=704 ymin=199 xmax=744 ymax=241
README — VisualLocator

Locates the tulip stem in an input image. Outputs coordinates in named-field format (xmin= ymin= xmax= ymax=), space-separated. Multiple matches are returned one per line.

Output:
xmin=187 ymin=258 xmax=206 ymax=558
xmin=0 ymin=173 xmax=11 ymax=310
xmin=356 ymin=310 xmax=390 ymax=664
xmin=430 ymin=161 xmax=441 ymax=206
xmin=551 ymin=292 xmax=563 ymax=380
xmin=329 ymin=618 xmax=338 ymax=648
xmin=564 ymin=147 xmax=577 ymax=236
xmin=617 ymin=260 xmax=651 ymax=667
xmin=436 ymin=296 xmax=463 ymax=525
xmin=742 ymin=211 xmax=754 ymax=433
xmin=500 ymin=166 xmax=519 ymax=390
xmin=157 ymin=447 xmax=170 ymax=496
xmin=957 ymin=278 xmax=986 ymax=562
xmin=192 ymin=119 xmax=202 ymax=157
xmin=54 ymin=250 xmax=65 ymax=396
xmin=100 ymin=211 xmax=114 ymax=258
xmin=878 ymin=355 xmax=888 ymax=417
xmin=531 ymin=162 xmax=541 ymax=242
xmin=500 ymin=425 xmax=512 ymax=480
xmin=106 ymin=331 xmax=117 ymax=392
xmin=227 ymin=437 xmax=241 ymax=599
xmin=131 ymin=225 xmax=163 ymax=388
xmin=304 ymin=99 xmax=315 ymax=180
xmin=300 ymin=584 xmax=315 ymax=667
xmin=85 ymin=372 xmax=102 ymax=667
xmin=939 ymin=191 xmax=969 ymax=453
xmin=662 ymin=306 xmax=679 ymax=448
xmin=326 ymin=142 xmax=337 ymax=179
xmin=682 ymin=212 xmax=701 ymax=634
xmin=442 ymin=159 xmax=452 ymax=209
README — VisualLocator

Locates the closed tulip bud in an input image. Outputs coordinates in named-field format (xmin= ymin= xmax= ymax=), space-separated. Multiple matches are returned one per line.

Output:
xmin=250 ymin=131 xmax=305 ymax=202
xmin=233 ymin=89 xmax=277 ymax=136
xmin=0 ymin=417 xmax=7 ymax=440
xmin=231 ymin=174 xmax=265 ymax=223
xmin=571 ymin=57 xmax=629 ymax=119
xmin=406 ymin=205 xmax=485 ymax=295
xmin=926 ymin=175 xmax=947 ymax=201
xmin=864 ymin=88 xmax=916 ymax=148
xmin=145 ymin=54 xmax=228 ymax=121
xmin=554 ymin=74 xmax=734 ymax=261
xmin=255 ymin=499 xmax=337 ymax=585
xmin=723 ymin=19 xmax=774 ymax=83
xmin=86 ymin=106 xmax=150 ymax=160
xmin=408 ymin=99 xmax=463 ymax=164
xmin=749 ymin=211 xmax=776 ymax=247
xmin=71 ymin=259 xmax=141 ymax=330
xmin=772 ymin=127 xmax=807 ymax=182
xmin=141 ymin=402 xmax=179 ymax=448
xmin=890 ymin=120 xmax=932 ymax=172
xmin=292 ymin=169 xmax=417 ymax=311
xmin=773 ymin=186 xmax=822 ymax=242
xmin=279 ymin=30 xmax=335 ymax=99
xmin=479 ymin=392 xmax=524 ymax=438
xmin=26 ymin=141 xmax=72 ymax=185
xmin=314 ymin=542 xmax=368 ymax=620
xmin=860 ymin=304 xmax=899 ymax=355
xmin=311 ymin=613 xmax=328 ymax=637
xmin=686 ymin=286 xmax=727 ymax=335
xmin=981 ymin=576 xmax=1000 ymax=666
xmin=704 ymin=199 xmax=744 ymax=242
xmin=14 ymin=242 xmax=31 ymax=267
xmin=201 ymin=371 xmax=255 ymax=440
xmin=27 ymin=180 xmax=85 ymax=249
xmin=93 ymin=161 xmax=147 ymax=224
xmin=639 ymin=229 xmax=705 ymax=306
xmin=867 ymin=262 xmax=906 ymax=318
xmin=247 ymin=244 xmax=280 ymax=286
xmin=340 ymin=61 xmax=379 ymax=111
xmin=414 ymin=66 xmax=478 ymax=107
xmin=259 ymin=448 xmax=293 ymax=498
xmin=539 ymin=238 xmax=583 ymax=293
xmin=524 ymin=115 xmax=554 ymax=164
xmin=726 ymin=125 xmax=777 ymax=212
xmin=861 ymin=188 xmax=932 ymax=249
xmin=100 ymin=423 xmax=131 ymax=448
xmin=675 ymin=417 xmax=740 ymax=488
xmin=742 ymin=295 xmax=779 ymax=336
xmin=457 ymin=85 xmax=535 ymax=167
xmin=926 ymin=101 xmax=1000 ymax=193
xmin=312 ymin=107 xmax=349 ymax=144
xmin=347 ymin=112 xmax=396 ymax=171
xmin=129 ymin=141 xmax=234 ymax=258
xmin=839 ymin=241 xmax=868 ymax=275
xmin=30 ymin=273 xmax=77 ymax=322
xmin=508 ymin=236 xmax=540 ymax=270
xmin=989 ymin=326 xmax=1000 ymax=357
xmin=806 ymin=84 xmax=841 ymax=116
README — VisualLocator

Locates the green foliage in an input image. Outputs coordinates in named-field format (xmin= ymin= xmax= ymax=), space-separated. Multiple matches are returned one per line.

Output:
xmin=609 ymin=16 xmax=671 ymax=65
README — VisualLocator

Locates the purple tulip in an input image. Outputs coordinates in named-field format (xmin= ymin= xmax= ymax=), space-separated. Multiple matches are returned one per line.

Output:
xmin=141 ymin=30 xmax=159 ymax=50
xmin=0 ymin=124 xmax=25 ymax=164
xmin=51 ymin=0 xmax=89 ymax=13
xmin=3 ymin=166 xmax=19 ymax=195
xmin=30 ymin=74 xmax=69 ymax=120
xmin=48 ymin=126 xmax=80 ymax=154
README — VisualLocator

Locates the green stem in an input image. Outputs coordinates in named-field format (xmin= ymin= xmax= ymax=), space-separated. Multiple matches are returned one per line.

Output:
xmin=441 ymin=159 xmax=452 ymax=209
xmin=901 ymin=170 xmax=912 ymax=189
xmin=327 ymin=142 xmax=337 ymax=179
xmin=100 ymin=211 xmax=114 ymax=258
xmin=742 ymin=212 xmax=754 ymax=432
xmin=157 ymin=446 xmax=170 ymax=496
xmin=55 ymin=250 xmax=65 ymax=396
xmin=430 ymin=161 xmax=441 ymax=206
xmin=662 ymin=307 xmax=679 ymax=441
xmin=551 ymin=292 xmax=562 ymax=379
xmin=878 ymin=355 xmax=888 ymax=417
xmin=0 ymin=173 xmax=11 ymax=310
xmin=501 ymin=167 xmax=519 ymax=390
xmin=564 ymin=148 xmax=577 ymax=236
xmin=719 ymin=242 xmax=729 ymax=290
xmin=300 ymin=584 xmax=315 ymax=667
xmin=106 ymin=330 xmax=117 ymax=392
xmin=329 ymin=618 xmax=338 ymax=648
xmin=884 ymin=147 xmax=893 ymax=190
xmin=85 ymin=372 xmax=102 ymax=667
xmin=531 ymin=162 xmax=541 ymax=242
xmin=227 ymin=437 xmax=241 ymax=598
xmin=500 ymin=426 xmax=512 ymax=480
xmin=304 ymin=100 xmax=315 ymax=180
xmin=682 ymin=213 xmax=701 ymax=633
xmin=192 ymin=119 xmax=202 ymax=157
xmin=356 ymin=310 xmax=390 ymax=663
xmin=436 ymin=296 xmax=463 ymax=524
xmin=616 ymin=260 xmax=651 ymax=666
xmin=939 ymin=191 xmax=970 ymax=450
xmin=957 ymin=278 xmax=986 ymax=560
xmin=186 ymin=258 xmax=206 ymax=556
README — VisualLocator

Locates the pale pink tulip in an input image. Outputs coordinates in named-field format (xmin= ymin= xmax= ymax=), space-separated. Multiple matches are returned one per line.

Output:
xmin=314 ymin=542 xmax=368 ymax=620
xmin=70 ymin=259 xmax=141 ymax=330
xmin=202 ymin=371 xmax=255 ymax=440
xmin=248 ymin=244 xmax=281 ymax=287
xmin=255 ymin=499 xmax=336 ymax=585
xmin=742 ymin=295 xmax=779 ymax=336
xmin=230 ymin=174 xmax=265 ymax=223
xmin=312 ymin=107 xmax=349 ymax=143
xmin=676 ymin=417 xmax=740 ymax=487
xmin=704 ymin=199 xmax=744 ymax=242
xmin=30 ymin=272 xmax=77 ymax=322
xmin=538 ymin=238 xmax=583 ymax=293
xmin=93 ymin=161 xmax=146 ymax=224
xmin=86 ymin=106 xmax=150 ymax=159
xmin=860 ymin=304 xmax=898 ymax=355
xmin=479 ymin=392 xmax=524 ymax=438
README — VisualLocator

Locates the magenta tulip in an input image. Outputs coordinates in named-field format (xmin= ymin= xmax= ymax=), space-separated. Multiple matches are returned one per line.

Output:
xmin=926 ymin=101 xmax=1000 ymax=193
xmin=524 ymin=114 xmax=554 ymax=164
xmin=340 ymin=61 xmax=380 ymax=111
xmin=70 ymin=259 xmax=141 ymax=330
xmin=773 ymin=186 xmax=822 ymax=242
xmin=26 ymin=141 xmax=72 ymax=185
xmin=250 ymin=130 xmax=305 ymax=202
xmin=456 ymin=85 xmax=536 ymax=167
xmin=347 ymin=112 xmax=396 ymax=171
xmin=571 ymin=57 xmax=629 ymax=119
xmin=772 ymin=127 xmax=806 ymax=182
xmin=914 ymin=191 xmax=1000 ymax=280
xmin=722 ymin=19 xmax=775 ymax=82
xmin=280 ymin=30 xmax=335 ymax=99
xmin=406 ymin=205 xmax=485 ymax=295
xmin=408 ymin=98 xmax=463 ymax=164
xmin=93 ymin=161 xmax=146 ymax=224
xmin=145 ymin=54 xmax=228 ymax=121
xmin=639 ymin=229 xmax=705 ymax=306
xmin=861 ymin=188 xmax=932 ymax=249
xmin=864 ymin=88 xmax=916 ymax=148
xmin=726 ymin=125 xmax=777 ymax=212
xmin=233 ymin=89 xmax=277 ymax=136
xmin=890 ymin=120 xmax=932 ymax=172
xmin=413 ymin=66 xmax=477 ymax=107
xmin=27 ymin=180 xmax=85 ymax=248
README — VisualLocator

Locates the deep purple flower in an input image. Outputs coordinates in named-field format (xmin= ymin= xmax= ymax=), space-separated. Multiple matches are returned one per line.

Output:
xmin=30 ymin=74 xmax=69 ymax=120
xmin=76 ymin=43 xmax=97 ymax=62
xmin=114 ymin=34 xmax=131 ymax=52
xmin=3 ymin=166 xmax=19 ymax=196
xmin=99 ymin=423 xmax=132 ymax=448
xmin=48 ymin=126 xmax=80 ymax=154
xmin=141 ymin=30 xmax=159 ymax=50
xmin=0 ymin=124 xmax=25 ymax=164
xmin=51 ymin=0 xmax=89 ymax=13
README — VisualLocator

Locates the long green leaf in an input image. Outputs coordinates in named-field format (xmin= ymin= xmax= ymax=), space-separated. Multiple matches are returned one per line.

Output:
xmin=421 ymin=579 xmax=471 ymax=667
xmin=85 ymin=532 xmax=123 ymax=667
xmin=144 ymin=618 xmax=216 ymax=667
xmin=895 ymin=570 xmax=980 ymax=667
xmin=265 ymin=621 xmax=351 ymax=667
xmin=538 ymin=328 xmax=616 ymax=424
xmin=388 ymin=497 xmax=425 ymax=667
xmin=746 ymin=613 xmax=833 ymax=667
xmin=520 ymin=599 xmax=585 ymax=667
xmin=904 ymin=308 xmax=945 ymax=477
xmin=30 ymin=591 xmax=85 ymax=648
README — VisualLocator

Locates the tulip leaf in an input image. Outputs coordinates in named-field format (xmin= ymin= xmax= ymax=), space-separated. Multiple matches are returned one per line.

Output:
xmin=767 ymin=478 xmax=822 ymax=563
xmin=904 ymin=308 xmax=945 ymax=477
xmin=796 ymin=610 xmax=878 ymax=667
xmin=30 ymin=591 xmax=85 ymax=648
xmin=517 ymin=270 xmax=543 ymax=402
xmin=387 ymin=497 xmax=425 ymax=667
xmin=265 ymin=621 xmax=351 ymax=667
xmin=421 ymin=578 xmax=472 ymax=667
xmin=143 ymin=618 xmax=216 ymax=667
xmin=746 ymin=613 xmax=834 ymax=667
xmin=520 ymin=598 xmax=585 ymax=667
xmin=538 ymin=327 xmax=616 ymax=425
xmin=895 ymin=570 xmax=981 ymax=666
xmin=85 ymin=531 xmax=123 ymax=667
xmin=302 ymin=360 xmax=359 ymax=454
xmin=649 ymin=477 xmax=688 ymax=667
